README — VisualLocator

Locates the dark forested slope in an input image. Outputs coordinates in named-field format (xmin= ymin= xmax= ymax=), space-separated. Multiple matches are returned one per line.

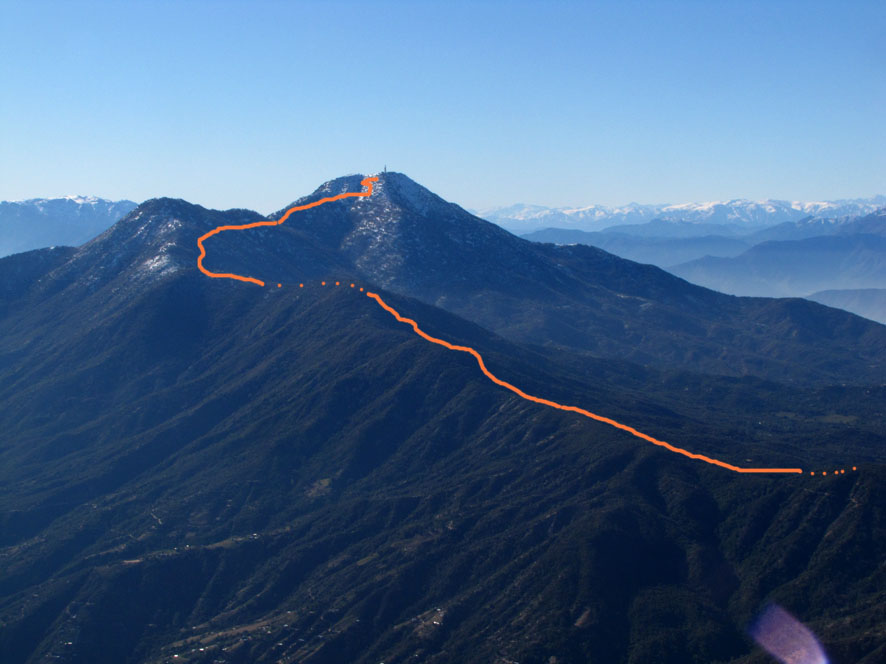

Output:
xmin=0 ymin=176 xmax=883 ymax=664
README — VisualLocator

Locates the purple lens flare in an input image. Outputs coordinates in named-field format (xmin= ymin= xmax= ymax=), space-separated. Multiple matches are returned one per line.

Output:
xmin=749 ymin=604 xmax=829 ymax=664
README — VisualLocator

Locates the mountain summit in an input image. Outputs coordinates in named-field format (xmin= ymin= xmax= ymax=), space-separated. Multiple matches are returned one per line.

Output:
xmin=277 ymin=171 xmax=454 ymax=220
xmin=270 ymin=172 xmax=551 ymax=296
xmin=260 ymin=172 xmax=885 ymax=385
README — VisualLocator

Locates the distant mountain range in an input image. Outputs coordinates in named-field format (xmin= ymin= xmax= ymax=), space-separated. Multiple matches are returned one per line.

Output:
xmin=523 ymin=228 xmax=754 ymax=265
xmin=478 ymin=196 xmax=886 ymax=234
xmin=522 ymin=210 xmax=886 ymax=324
xmin=523 ymin=211 xmax=886 ymax=265
xmin=1 ymin=173 xmax=885 ymax=664
xmin=669 ymin=231 xmax=886 ymax=299
xmin=0 ymin=195 xmax=137 ymax=258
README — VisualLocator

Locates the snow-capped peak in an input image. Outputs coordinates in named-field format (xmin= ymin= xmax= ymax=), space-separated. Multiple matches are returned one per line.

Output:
xmin=63 ymin=195 xmax=100 ymax=204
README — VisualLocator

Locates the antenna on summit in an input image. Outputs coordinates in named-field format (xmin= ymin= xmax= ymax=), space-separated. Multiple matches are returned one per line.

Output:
xmin=383 ymin=164 xmax=387 ymax=173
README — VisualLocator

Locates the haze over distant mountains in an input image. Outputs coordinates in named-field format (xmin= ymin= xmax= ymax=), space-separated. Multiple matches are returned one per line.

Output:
xmin=0 ymin=196 xmax=137 ymax=258
xmin=478 ymin=196 xmax=886 ymax=234
xmin=669 ymin=224 xmax=886 ymax=298
xmin=808 ymin=288 xmax=886 ymax=326
xmin=520 ymin=209 xmax=886 ymax=324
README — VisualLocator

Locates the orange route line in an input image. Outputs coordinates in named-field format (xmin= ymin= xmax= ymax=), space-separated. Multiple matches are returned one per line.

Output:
xmin=197 ymin=176 xmax=380 ymax=286
xmin=365 ymin=291 xmax=803 ymax=475
xmin=196 ymin=173 xmax=810 ymax=475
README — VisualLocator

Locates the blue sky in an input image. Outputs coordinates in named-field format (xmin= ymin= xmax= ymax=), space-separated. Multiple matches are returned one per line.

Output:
xmin=1 ymin=0 xmax=883 ymax=212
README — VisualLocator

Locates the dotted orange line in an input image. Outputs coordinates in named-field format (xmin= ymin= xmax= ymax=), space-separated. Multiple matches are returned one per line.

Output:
xmin=195 ymin=176 xmax=858 ymax=477
xmin=810 ymin=467 xmax=856 ymax=476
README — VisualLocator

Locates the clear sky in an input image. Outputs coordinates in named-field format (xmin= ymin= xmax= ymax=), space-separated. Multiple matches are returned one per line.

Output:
xmin=1 ymin=0 xmax=883 ymax=212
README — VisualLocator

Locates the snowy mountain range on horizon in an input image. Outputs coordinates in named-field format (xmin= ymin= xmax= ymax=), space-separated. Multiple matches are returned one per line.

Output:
xmin=0 ymin=195 xmax=137 ymax=257
xmin=475 ymin=195 xmax=886 ymax=234
xmin=11 ymin=194 xmax=124 ymax=206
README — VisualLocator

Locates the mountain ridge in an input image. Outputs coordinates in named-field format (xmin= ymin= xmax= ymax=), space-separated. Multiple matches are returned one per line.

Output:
xmin=8 ymin=172 xmax=884 ymax=387
xmin=240 ymin=172 xmax=886 ymax=386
